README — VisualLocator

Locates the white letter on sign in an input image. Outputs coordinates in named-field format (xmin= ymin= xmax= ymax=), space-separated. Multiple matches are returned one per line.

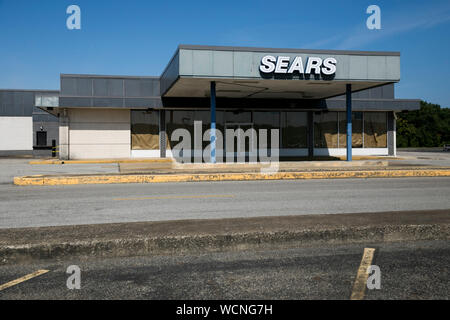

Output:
xmin=275 ymin=56 xmax=290 ymax=73
xmin=259 ymin=55 xmax=276 ymax=73
xmin=321 ymin=58 xmax=337 ymax=75
xmin=305 ymin=57 xmax=322 ymax=75
xmin=287 ymin=56 xmax=304 ymax=74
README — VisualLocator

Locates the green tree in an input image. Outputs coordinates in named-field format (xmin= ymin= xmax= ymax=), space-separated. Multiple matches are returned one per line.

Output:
xmin=396 ymin=101 xmax=450 ymax=147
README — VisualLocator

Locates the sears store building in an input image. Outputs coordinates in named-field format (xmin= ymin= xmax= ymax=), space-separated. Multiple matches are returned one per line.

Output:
xmin=0 ymin=45 xmax=420 ymax=160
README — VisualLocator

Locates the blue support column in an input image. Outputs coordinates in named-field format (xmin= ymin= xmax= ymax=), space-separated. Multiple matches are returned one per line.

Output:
xmin=346 ymin=84 xmax=352 ymax=161
xmin=210 ymin=81 xmax=216 ymax=163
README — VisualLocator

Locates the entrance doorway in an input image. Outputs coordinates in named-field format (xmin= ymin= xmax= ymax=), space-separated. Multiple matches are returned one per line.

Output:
xmin=36 ymin=131 xmax=47 ymax=147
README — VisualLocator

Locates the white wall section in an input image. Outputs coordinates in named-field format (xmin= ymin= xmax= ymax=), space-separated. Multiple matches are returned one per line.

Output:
xmin=68 ymin=109 xmax=130 ymax=159
xmin=0 ymin=117 xmax=33 ymax=150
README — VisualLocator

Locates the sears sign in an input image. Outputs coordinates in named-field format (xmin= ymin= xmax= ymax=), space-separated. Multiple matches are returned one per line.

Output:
xmin=259 ymin=55 xmax=336 ymax=76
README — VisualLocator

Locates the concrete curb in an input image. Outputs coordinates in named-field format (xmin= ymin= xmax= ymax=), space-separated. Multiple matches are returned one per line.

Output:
xmin=28 ymin=156 xmax=397 ymax=165
xmin=1 ymin=224 xmax=448 ymax=265
xmin=28 ymin=158 xmax=174 ymax=165
xmin=13 ymin=169 xmax=450 ymax=185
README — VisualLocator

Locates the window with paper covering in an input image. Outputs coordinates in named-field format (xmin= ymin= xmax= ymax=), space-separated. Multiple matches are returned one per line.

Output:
xmin=364 ymin=112 xmax=387 ymax=148
xmin=131 ymin=110 xmax=159 ymax=150
xmin=339 ymin=112 xmax=363 ymax=148
xmin=314 ymin=112 xmax=338 ymax=148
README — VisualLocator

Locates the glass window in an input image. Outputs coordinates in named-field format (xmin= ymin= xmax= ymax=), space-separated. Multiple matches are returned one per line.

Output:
xmin=35 ymin=95 xmax=59 ymax=107
xmin=166 ymin=110 xmax=194 ymax=151
xmin=339 ymin=112 xmax=363 ymax=148
xmin=225 ymin=111 xmax=251 ymax=123
xmin=314 ymin=112 xmax=338 ymax=148
xmin=364 ymin=112 xmax=387 ymax=148
xmin=253 ymin=111 xmax=280 ymax=148
xmin=166 ymin=110 xmax=215 ymax=150
xmin=281 ymin=112 xmax=307 ymax=148
xmin=131 ymin=110 xmax=159 ymax=150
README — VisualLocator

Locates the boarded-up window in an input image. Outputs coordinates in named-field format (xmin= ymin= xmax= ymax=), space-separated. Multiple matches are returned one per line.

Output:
xmin=314 ymin=112 xmax=338 ymax=148
xmin=281 ymin=112 xmax=307 ymax=148
xmin=131 ymin=110 xmax=159 ymax=150
xmin=364 ymin=112 xmax=387 ymax=148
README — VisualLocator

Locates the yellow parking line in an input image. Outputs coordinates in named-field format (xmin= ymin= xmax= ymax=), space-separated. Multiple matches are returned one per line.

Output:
xmin=350 ymin=248 xmax=376 ymax=300
xmin=0 ymin=269 xmax=50 ymax=291
xmin=114 ymin=194 xmax=235 ymax=201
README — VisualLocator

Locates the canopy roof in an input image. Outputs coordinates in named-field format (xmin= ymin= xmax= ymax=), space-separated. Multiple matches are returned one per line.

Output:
xmin=161 ymin=45 xmax=401 ymax=100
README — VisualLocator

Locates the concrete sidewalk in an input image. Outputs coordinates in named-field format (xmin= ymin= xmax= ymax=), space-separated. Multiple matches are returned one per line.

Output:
xmin=7 ymin=154 xmax=450 ymax=185
xmin=0 ymin=158 xmax=119 ymax=185
xmin=1 ymin=209 xmax=449 ymax=265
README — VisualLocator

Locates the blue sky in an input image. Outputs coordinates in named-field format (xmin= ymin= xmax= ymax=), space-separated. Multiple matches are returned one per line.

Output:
xmin=0 ymin=0 xmax=449 ymax=107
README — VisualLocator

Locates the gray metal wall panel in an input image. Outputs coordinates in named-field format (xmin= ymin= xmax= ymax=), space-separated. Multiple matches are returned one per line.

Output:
xmin=124 ymin=98 xmax=150 ymax=108
xmin=124 ymin=97 xmax=163 ymax=108
xmin=175 ymin=48 xmax=400 ymax=82
xmin=60 ymin=75 xmax=161 ymax=109
xmin=22 ymin=92 xmax=34 ymax=115
xmin=33 ymin=106 xmax=43 ymax=113
xmin=124 ymin=79 xmax=141 ymax=97
xmin=160 ymin=51 xmax=180 ymax=96
xmin=161 ymin=96 xmax=419 ymax=112
xmin=178 ymin=44 xmax=400 ymax=56
xmin=2 ymin=92 xmax=14 ymax=105
xmin=61 ymin=77 xmax=77 ymax=96
xmin=59 ymin=97 xmax=92 ymax=107
xmin=93 ymin=78 xmax=124 ymax=97
xmin=329 ymin=84 xmax=395 ymax=100
xmin=382 ymin=84 xmax=395 ymax=99
xmin=369 ymin=86 xmax=383 ymax=99
xmin=152 ymin=79 xmax=160 ymax=97
xmin=33 ymin=113 xmax=58 ymax=122
xmin=0 ymin=91 xmax=35 ymax=116
xmin=93 ymin=98 xmax=124 ymax=108
xmin=75 ymin=78 xmax=93 ymax=96
xmin=325 ymin=99 xmax=420 ymax=111
xmin=124 ymin=78 xmax=159 ymax=97
xmin=61 ymin=77 xmax=93 ymax=96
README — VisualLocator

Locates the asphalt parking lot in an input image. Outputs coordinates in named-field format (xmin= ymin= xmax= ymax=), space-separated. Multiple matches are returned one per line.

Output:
xmin=0 ymin=240 xmax=448 ymax=300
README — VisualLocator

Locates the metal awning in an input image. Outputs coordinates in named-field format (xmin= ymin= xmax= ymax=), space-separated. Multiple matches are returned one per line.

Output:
xmin=161 ymin=45 xmax=401 ymax=100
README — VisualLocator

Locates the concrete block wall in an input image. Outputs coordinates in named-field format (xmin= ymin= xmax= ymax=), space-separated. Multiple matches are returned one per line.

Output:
xmin=0 ymin=117 xmax=33 ymax=151
xmin=66 ymin=108 xmax=130 ymax=159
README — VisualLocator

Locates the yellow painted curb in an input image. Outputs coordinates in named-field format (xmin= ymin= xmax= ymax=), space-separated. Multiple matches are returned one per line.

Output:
xmin=29 ymin=158 xmax=174 ymax=165
xmin=13 ymin=169 xmax=450 ymax=186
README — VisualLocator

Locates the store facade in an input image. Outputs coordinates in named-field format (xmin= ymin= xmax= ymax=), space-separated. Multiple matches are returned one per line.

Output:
xmin=33 ymin=44 xmax=420 ymax=161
